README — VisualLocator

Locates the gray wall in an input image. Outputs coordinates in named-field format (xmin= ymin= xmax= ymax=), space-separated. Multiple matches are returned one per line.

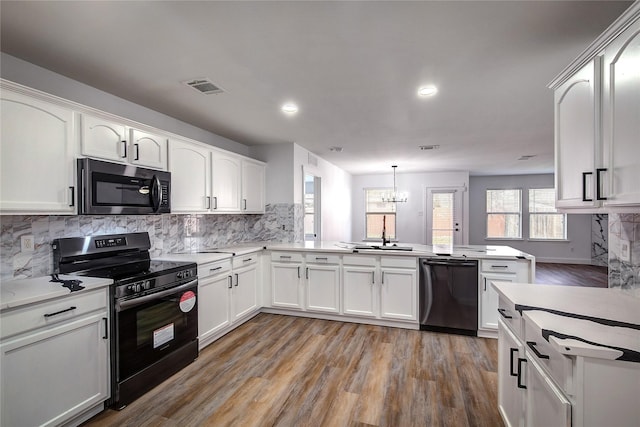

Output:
xmin=1 ymin=53 xmax=249 ymax=156
xmin=469 ymin=174 xmax=592 ymax=263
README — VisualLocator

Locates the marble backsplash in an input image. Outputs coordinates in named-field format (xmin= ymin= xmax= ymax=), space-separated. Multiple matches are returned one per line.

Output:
xmin=591 ymin=214 xmax=608 ymax=266
xmin=0 ymin=203 xmax=303 ymax=281
xmin=608 ymin=213 xmax=640 ymax=293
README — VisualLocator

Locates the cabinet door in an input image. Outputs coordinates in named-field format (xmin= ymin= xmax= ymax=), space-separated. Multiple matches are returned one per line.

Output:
xmin=1 ymin=90 xmax=76 ymax=214
xmin=498 ymin=318 xmax=525 ymax=427
xmin=81 ymin=114 xmax=128 ymax=163
xmin=169 ymin=139 xmax=211 ymax=212
xmin=241 ymin=160 xmax=265 ymax=213
xmin=233 ymin=265 xmax=258 ymax=320
xmin=554 ymin=59 xmax=600 ymax=209
xmin=271 ymin=263 xmax=303 ymax=309
xmin=1 ymin=312 xmax=109 ymax=427
xmin=525 ymin=354 xmax=572 ymax=427
xmin=198 ymin=274 xmax=231 ymax=346
xmin=603 ymin=21 xmax=640 ymax=206
xmin=480 ymin=273 xmax=516 ymax=330
xmin=380 ymin=267 xmax=417 ymax=321
xmin=343 ymin=266 xmax=376 ymax=318
xmin=211 ymin=152 xmax=241 ymax=212
xmin=129 ymin=128 xmax=168 ymax=170
xmin=306 ymin=264 xmax=340 ymax=313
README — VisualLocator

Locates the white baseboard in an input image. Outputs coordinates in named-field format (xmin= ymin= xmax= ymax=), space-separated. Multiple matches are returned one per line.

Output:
xmin=535 ymin=258 xmax=595 ymax=265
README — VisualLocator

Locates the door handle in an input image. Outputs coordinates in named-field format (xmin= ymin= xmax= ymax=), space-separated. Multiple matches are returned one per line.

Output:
xmin=509 ymin=348 xmax=518 ymax=376
xmin=582 ymin=171 xmax=593 ymax=202
xmin=121 ymin=140 xmax=127 ymax=158
xmin=102 ymin=317 xmax=108 ymax=339
xmin=44 ymin=306 xmax=77 ymax=318
xmin=206 ymin=196 xmax=211 ymax=209
xmin=305 ymin=267 xmax=309 ymax=279
xmin=596 ymin=168 xmax=608 ymax=200
xmin=517 ymin=358 xmax=527 ymax=389
xmin=134 ymin=143 xmax=140 ymax=161
xmin=234 ymin=273 xmax=239 ymax=287
xmin=69 ymin=186 xmax=75 ymax=207
xmin=527 ymin=341 xmax=550 ymax=359
xmin=227 ymin=275 xmax=232 ymax=289
xmin=213 ymin=196 xmax=218 ymax=210
xmin=497 ymin=308 xmax=512 ymax=319
xmin=243 ymin=198 xmax=247 ymax=210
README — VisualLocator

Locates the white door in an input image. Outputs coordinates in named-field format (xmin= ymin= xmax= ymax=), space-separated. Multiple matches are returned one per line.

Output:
xmin=198 ymin=274 xmax=231 ymax=345
xmin=304 ymin=172 xmax=322 ymax=241
xmin=306 ymin=264 xmax=340 ymax=313
xmin=525 ymin=354 xmax=572 ymax=427
xmin=480 ymin=273 xmax=516 ymax=330
xmin=426 ymin=188 xmax=464 ymax=246
xmin=342 ymin=266 xmax=376 ymax=317
xmin=241 ymin=160 xmax=265 ymax=213
xmin=129 ymin=128 xmax=168 ymax=170
xmin=169 ymin=139 xmax=211 ymax=213
xmin=232 ymin=266 xmax=258 ymax=320
xmin=380 ymin=268 xmax=417 ymax=321
xmin=270 ymin=263 xmax=303 ymax=309
xmin=211 ymin=152 xmax=241 ymax=212
xmin=81 ymin=114 xmax=128 ymax=163
xmin=498 ymin=319 xmax=525 ymax=427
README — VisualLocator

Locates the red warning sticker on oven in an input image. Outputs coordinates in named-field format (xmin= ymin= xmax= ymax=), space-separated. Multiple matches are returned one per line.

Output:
xmin=179 ymin=291 xmax=196 ymax=313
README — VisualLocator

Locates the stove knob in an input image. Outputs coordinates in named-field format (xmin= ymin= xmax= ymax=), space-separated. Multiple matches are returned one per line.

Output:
xmin=144 ymin=280 xmax=151 ymax=290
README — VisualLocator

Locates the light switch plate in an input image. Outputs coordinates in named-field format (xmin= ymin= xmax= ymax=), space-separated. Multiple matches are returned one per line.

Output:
xmin=619 ymin=239 xmax=631 ymax=263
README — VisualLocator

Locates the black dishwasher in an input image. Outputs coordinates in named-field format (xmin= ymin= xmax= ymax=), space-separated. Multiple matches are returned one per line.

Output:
xmin=419 ymin=258 xmax=478 ymax=336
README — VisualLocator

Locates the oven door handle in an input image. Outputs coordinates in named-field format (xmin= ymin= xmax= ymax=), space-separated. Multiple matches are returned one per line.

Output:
xmin=116 ymin=279 xmax=198 ymax=311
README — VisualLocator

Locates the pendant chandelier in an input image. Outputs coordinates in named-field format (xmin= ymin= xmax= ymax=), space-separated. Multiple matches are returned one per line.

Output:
xmin=381 ymin=165 xmax=408 ymax=203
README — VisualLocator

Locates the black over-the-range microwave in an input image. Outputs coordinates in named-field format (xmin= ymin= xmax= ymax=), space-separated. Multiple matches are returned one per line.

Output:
xmin=77 ymin=158 xmax=171 ymax=215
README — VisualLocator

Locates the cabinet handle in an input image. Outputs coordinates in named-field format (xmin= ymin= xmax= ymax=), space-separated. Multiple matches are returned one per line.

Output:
xmin=69 ymin=186 xmax=75 ymax=207
xmin=517 ymin=358 xmax=527 ymax=389
xmin=206 ymin=196 xmax=211 ymax=209
xmin=582 ymin=171 xmax=593 ymax=202
xmin=134 ymin=143 xmax=140 ymax=161
xmin=234 ymin=273 xmax=239 ymax=287
xmin=372 ymin=272 xmax=375 ymax=284
xmin=227 ymin=275 xmax=232 ymax=289
xmin=509 ymin=348 xmax=518 ymax=376
xmin=213 ymin=196 xmax=218 ymax=210
xmin=243 ymin=199 xmax=247 ymax=210
xmin=382 ymin=271 xmax=385 ymax=284
xmin=121 ymin=140 xmax=127 ymax=158
xmin=103 ymin=317 xmax=108 ymax=339
xmin=490 ymin=265 xmax=509 ymax=269
xmin=527 ymin=341 xmax=550 ymax=359
xmin=210 ymin=266 xmax=222 ymax=272
xmin=297 ymin=266 xmax=301 ymax=279
xmin=315 ymin=257 xmax=328 ymax=261
xmin=483 ymin=277 xmax=486 ymax=291
xmin=497 ymin=308 xmax=513 ymax=319
xmin=596 ymin=168 xmax=608 ymax=201
xmin=306 ymin=267 xmax=309 ymax=279
xmin=44 ymin=306 xmax=76 ymax=318
xmin=280 ymin=255 xmax=292 ymax=259
xmin=243 ymin=258 xmax=253 ymax=263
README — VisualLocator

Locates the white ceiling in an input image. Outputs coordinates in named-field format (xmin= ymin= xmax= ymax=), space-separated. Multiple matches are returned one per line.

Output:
xmin=0 ymin=1 xmax=632 ymax=175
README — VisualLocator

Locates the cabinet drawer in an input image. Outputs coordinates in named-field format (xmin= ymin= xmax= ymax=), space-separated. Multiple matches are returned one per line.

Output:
xmin=380 ymin=256 xmax=416 ymax=269
xmin=305 ymin=254 xmax=340 ymax=265
xmin=524 ymin=312 xmax=574 ymax=395
xmin=498 ymin=295 xmax=523 ymax=339
xmin=1 ymin=288 xmax=108 ymax=339
xmin=233 ymin=253 xmax=259 ymax=269
xmin=481 ymin=260 xmax=519 ymax=273
xmin=198 ymin=259 xmax=232 ymax=279
xmin=343 ymin=255 xmax=377 ymax=267
xmin=271 ymin=252 xmax=303 ymax=263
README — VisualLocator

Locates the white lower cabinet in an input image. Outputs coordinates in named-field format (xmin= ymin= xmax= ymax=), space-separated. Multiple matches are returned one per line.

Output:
xmin=480 ymin=260 xmax=530 ymax=331
xmin=525 ymin=353 xmax=572 ymax=427
xmin=0 ymin=289 xmax=110 ymax=427
xmin=342 ymin=264 xmax=377 ymax=317
xmin=270 ymin=253 xmax=304 ymax=310
xmin=379 ymin=257 xmax=417 ymax=321
xmin=197 ymin=259 xmax=232 ymax=348
xmin=498 ymin=318 xmax=525 ymax=427
xmin=232 ymin=255 xmax=259 ymax=320
xmin=305 ymin=255 xmax=341 ymax=314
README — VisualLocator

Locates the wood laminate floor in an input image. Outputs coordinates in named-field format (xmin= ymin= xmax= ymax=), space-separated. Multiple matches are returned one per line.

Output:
xmin=535 ymin=262 xmax=608 ymax=288
xmin=84 ymin=314 xmax=501 ymax=427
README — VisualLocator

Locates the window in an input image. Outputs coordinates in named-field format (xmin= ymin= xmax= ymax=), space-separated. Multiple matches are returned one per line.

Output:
xmin=529 ymin=188 xmax=566 ymax=240
xmin=365 ymin=188 xmax=396 ymax=240
xmin=486 ymin=189 xmax=522 ymax=239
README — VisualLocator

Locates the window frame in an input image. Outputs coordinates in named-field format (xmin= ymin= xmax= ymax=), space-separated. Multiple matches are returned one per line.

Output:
xmin=364 ymin=187 xmax=397 ymax=241
xmin=485 ymin=188 xmax=523 ymax=240
xmin=528 ymin=187 xmax=567 ymax=241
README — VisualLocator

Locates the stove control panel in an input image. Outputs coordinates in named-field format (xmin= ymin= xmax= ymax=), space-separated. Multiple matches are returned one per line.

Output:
xmin=176 ymin=269 xmax=194 ymax=280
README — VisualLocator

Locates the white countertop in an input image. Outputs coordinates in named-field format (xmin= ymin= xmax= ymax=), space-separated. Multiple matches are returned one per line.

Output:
xmin=157 ymin=243 xmax=264 ymax=264
xmin=493 ymin=282 xmax=640 ymax=362
xmin=0 ymin=275 xmax=112 ymax=311
xmin=266 ymin=241 xmax=534 ymax=260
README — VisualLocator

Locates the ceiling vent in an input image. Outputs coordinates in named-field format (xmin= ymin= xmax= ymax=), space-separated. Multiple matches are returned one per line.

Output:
xmin=183 ymin=78 xmax=224 ymax=95
xmin=518 ymin=155 xmax=536 ymax=160
xmin=419 ymin=145 xmax=440 ymax=151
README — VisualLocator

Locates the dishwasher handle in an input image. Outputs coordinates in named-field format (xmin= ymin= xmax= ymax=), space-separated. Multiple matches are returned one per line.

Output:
xmin=422 ymin=259 xmax=478 ymax=267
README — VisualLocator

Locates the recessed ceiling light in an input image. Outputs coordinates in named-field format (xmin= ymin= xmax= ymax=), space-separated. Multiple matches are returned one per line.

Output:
xmin=281 ymin=103 xmax=298 ymax=114
xmin=417 ymin=86 xmax=438 ymax=97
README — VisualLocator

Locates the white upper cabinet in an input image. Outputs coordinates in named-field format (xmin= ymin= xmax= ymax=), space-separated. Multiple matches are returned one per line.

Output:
xmin=81 ymin=114 xmax=128 ymax=163
xmin=550 ymin=6 xmax=640 ymax=210
xmin=241 ymin=159 xmax=266 ymax=213
xmin=129 ymin=128 xmax=168 ymax=170
xmin=211 ymin=151 xmax=242 ymax=212
xmin=169 ymin=139 xmax=211 ymax=213
xmin=0 ymin=87 xmax=77 ymax=214
xmin=81 ymin=114 xmax=168 ymax=170
xmin=554 ymin=59 xmax=600 ymax=209
xmin=602 ymin=19 xmax=640 ymax=207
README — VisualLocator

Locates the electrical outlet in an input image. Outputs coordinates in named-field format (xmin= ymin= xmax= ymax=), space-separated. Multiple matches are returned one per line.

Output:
xmin=21 ymin=235 xmax=34 ymax=252
xmin=619 ymin=239 xmax=631 ymax=263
